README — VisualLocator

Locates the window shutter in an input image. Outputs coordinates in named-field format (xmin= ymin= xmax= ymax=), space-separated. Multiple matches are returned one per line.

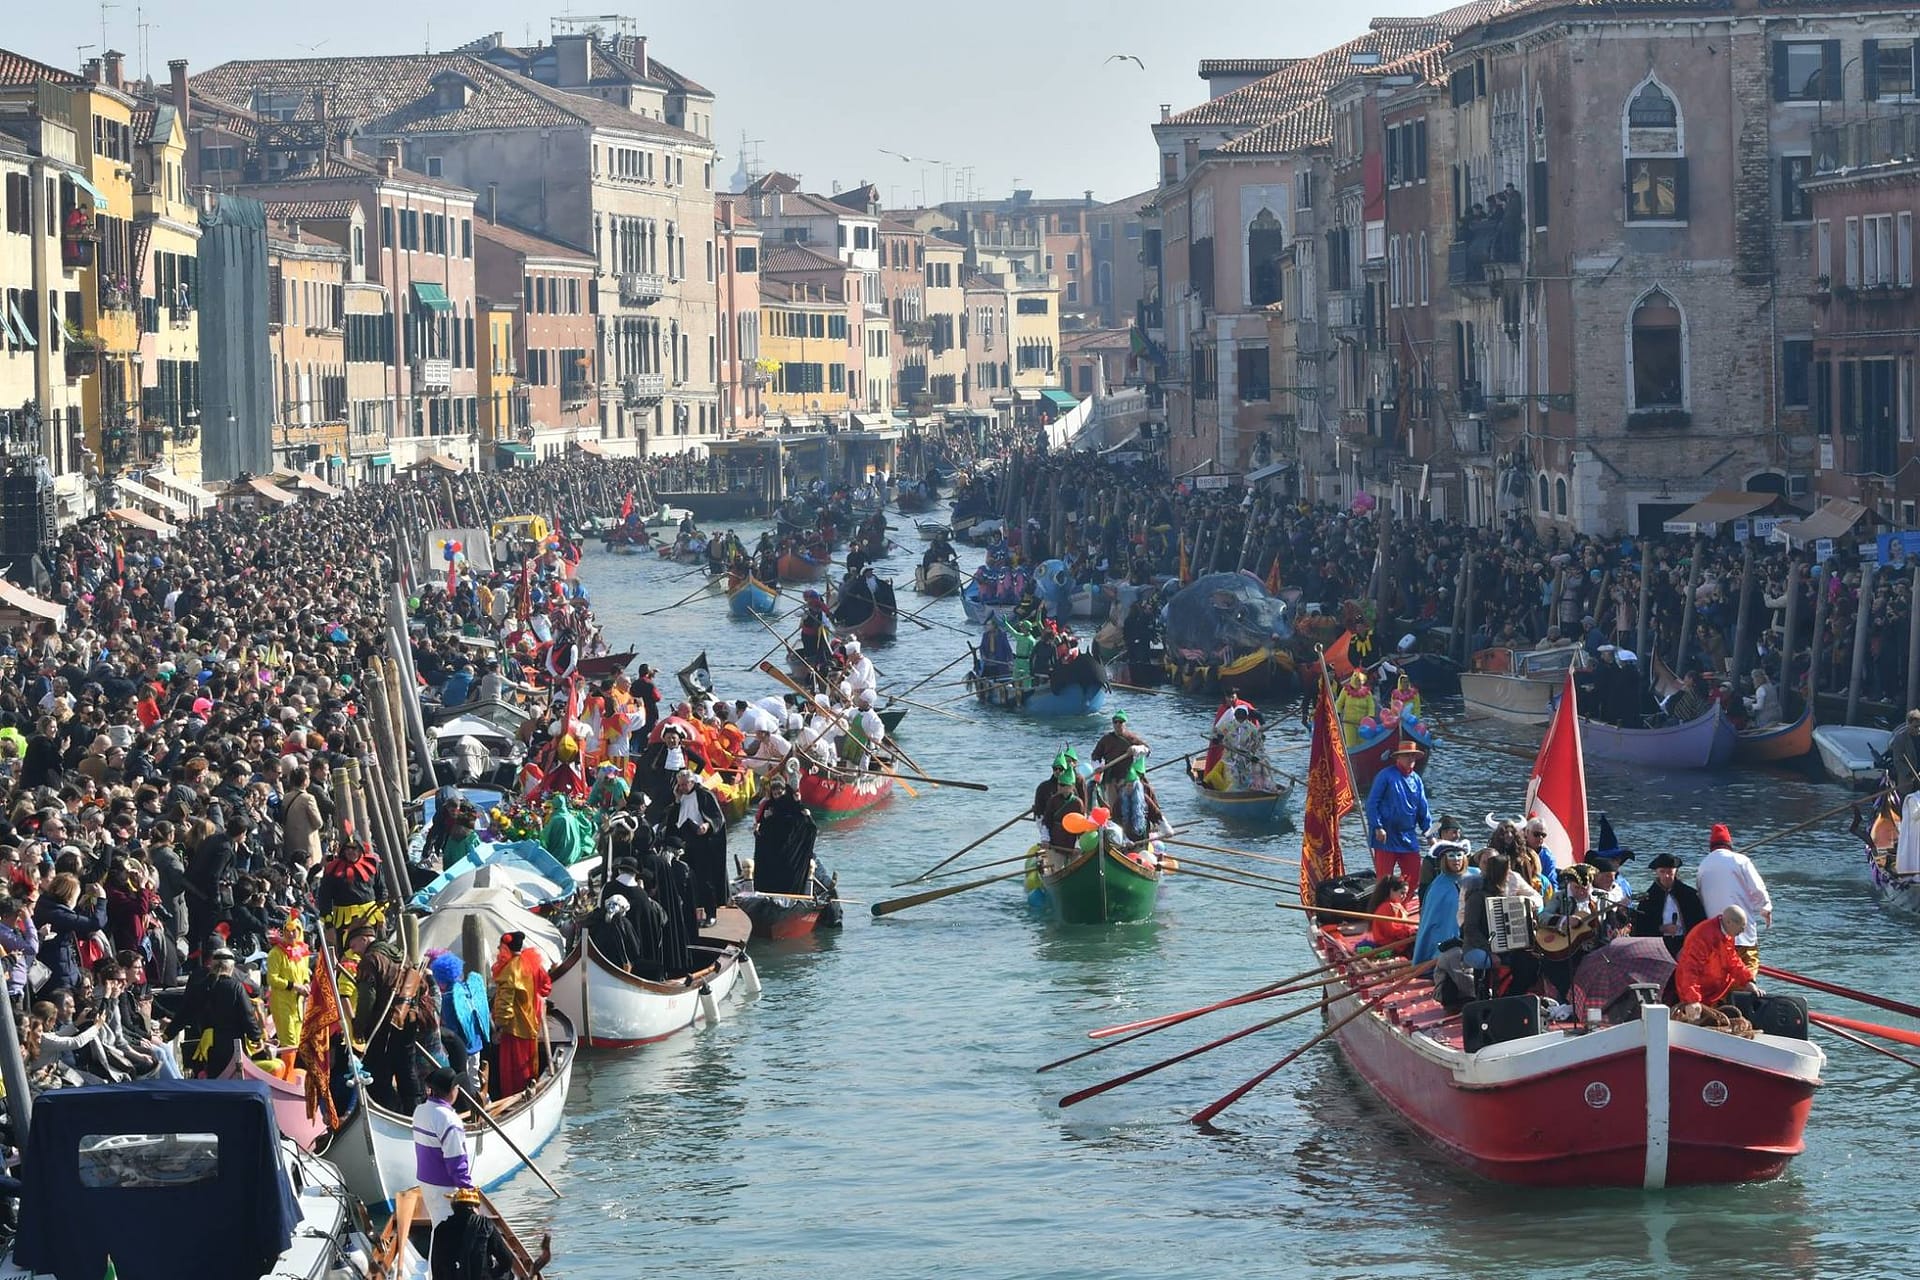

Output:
xmin=1900 ymin=211 xmax=1913 ymax=286
xmin=1416 ymin=121 xmax=1428 ymax=178
xmin=1532 ymin=159 xmax=1548 ymax=228
xmin=1673 ymin=158 xmax=1690 ymax=221
xmin=1772 ymin=43 xmax=1791 ymax=101
xmin=1823 ymin=40 xmax=1844 ymax=100
xmin=1865 ymin=40 xmax=1881 ymax=99
xmin=1846 ymin=216 xmax=1862 ymax=285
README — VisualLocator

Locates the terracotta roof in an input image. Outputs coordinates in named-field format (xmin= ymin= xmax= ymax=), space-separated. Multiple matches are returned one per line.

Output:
xmin=237 ymin=148 xmax=473 ymax=196
xmin=1366 ymin=43 xmax=1452 ymax=85
xmin=261 ymin=198 xmax=360 ymax=220
xmin=1061 ymin=328 xmax=1129 ymax=353
xmin=193 ymin=54 xmax=707 ymax=148
xmin=472 ymin=217 xmax=593 ymax=263
xmin=0 ymin=48 xmax=83 ymax=87
xmin=1198 ymin=59 xmax=1298 ymax=79
xmin=762 ymin=243 xmax=847 ymax=275
xmin=761 ymin=277 xmax=842 ymax=305
xmin=1217 ymin=101 xmax=1333 ymax=157
xmin=129 ymin=107 xmax=157 ymax=144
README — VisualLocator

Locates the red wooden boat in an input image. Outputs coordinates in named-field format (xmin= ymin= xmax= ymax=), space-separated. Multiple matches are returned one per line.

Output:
xmin=778 ymin=550 xmax=829 ymax=582
xmin=1346 ymin=718 xmax=1434 ymax=793
xmin=575 ymin=650 xmax=636 ymax=679
xmin=730 ymin=877 xmax=846 ymax=939
xmin=797 ymin=764 xmax=894 ymax=819
xmin=1308 ymin=924 xmax=1824 ymax=1187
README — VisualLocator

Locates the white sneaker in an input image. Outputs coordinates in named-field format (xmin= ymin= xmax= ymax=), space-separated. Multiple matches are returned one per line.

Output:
xmin=1547 ymin=1001 xmax=1574 ymax=1020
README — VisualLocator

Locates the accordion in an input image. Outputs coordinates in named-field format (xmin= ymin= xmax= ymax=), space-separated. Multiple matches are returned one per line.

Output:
xmin=1485 ymin=895 xmax=1536 ymax=953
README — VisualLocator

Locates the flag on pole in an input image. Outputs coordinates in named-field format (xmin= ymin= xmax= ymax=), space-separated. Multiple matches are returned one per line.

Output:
xmin=1526 ymin=667 xmax=1589 ymax=866
xmin=619 ymin=490 xmax=635 ymax=522
xmin=1299 ymin=670 xmax=1357 ymax=906
xmin=294 ymin=940 xmax=345 ymax=1126
xmin=1177 ymin=531 xmax=1191 ymax=586
xmin=1264 ymin=554 xmax=1282 ymax=597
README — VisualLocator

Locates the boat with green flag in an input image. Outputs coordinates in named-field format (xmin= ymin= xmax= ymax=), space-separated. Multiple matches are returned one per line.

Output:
xmin=1024 ymin=836 xmax=1162 ymax=924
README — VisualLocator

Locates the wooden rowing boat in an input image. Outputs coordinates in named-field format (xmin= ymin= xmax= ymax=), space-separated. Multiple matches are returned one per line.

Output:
xmin=730 ymin=876 xmax=845 ymax=940
xmin=378 ymin=1186 xmax=549 ymax=1279
xmin=549 ymin=909 xmax=758 ymax=1049
xmin=1582 ymin=703 xmax=1736 ymax=770
xmin=914 ymin=561 xmax=961 ymax=597
xmin=1732 ymin=702 xmax=1814 ymax=765
xmin=727 ymin=576 xmax=780 ymax=619
xmin=574 ymin=649 xmax=636 ymax=679
xmin=323 ymin=1009 xmax=577 ymax=1209
xmin=778 ymin=550 xmax=829 ymax=582
xmin=1186 ymin=758 xmax=1290 ymax=826
xmin=1027 ymin=840 xmax=1161 ymax=924
xmin=1347 ymin=719 xmax=1434 ymax=793
xmin=797 ymin=763 xmax=895 ymax=819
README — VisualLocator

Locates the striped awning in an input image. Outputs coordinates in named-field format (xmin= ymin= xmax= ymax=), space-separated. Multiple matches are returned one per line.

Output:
xmin=145 ymin=468 xmax=217 ymax=510
xmin=113 ymin=475 xmax=189 ymax=518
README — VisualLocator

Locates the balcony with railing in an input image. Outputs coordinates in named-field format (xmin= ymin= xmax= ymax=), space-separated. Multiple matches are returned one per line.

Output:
xmin=624 ymin=373 xmax=666 ymax=406
xmin=618 ymin=272 xmax=666 ymax=307
xmin=411 ymin=357 xmax=453 ymax=390
xmin=1448 ymin=217 xmax=1522 ymax=288
xmin=61 ymin=214 xmax=97 ymax=268
xmin=1812 ymin=112 xmax=1920 ymax=175
xmin=98 ymin=275 xmax=134 ymax=314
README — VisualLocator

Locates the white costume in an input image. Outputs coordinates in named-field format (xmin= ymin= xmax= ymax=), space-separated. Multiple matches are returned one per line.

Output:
xmin=1696 ymin=843 xmax=1773 ymax=947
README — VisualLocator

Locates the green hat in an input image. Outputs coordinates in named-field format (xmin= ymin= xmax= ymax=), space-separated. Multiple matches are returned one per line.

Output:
xmin=1112 ymin=711 xmax=1128 ymax=722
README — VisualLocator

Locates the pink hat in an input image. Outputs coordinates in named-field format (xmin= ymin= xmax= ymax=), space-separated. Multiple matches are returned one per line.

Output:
xmin=191 ymin=696 xmax=213 ymax=716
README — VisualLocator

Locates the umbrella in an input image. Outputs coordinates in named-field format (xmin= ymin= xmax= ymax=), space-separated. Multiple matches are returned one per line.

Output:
xmin=1570 ymin=935 xmax=1674 ymax=1023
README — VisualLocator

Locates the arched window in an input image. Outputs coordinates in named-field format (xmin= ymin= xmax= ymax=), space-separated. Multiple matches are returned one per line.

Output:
xmin=1248 ymin=208 xmax=1285 ymax=307
xmin=1624 ymin=79 xmax=1685 ymax=222
xmin=1538 ymin=472 xmax=1551 ymax=512
xmin=1629 ymin=290 xmax=1686 ymax=410
xmin=1554 ymin=477 xmax=1568 ymax=517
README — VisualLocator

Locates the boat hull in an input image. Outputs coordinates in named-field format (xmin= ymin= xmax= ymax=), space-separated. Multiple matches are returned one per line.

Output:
xmin=728 ymin=578 xmax=779 ymax=618
xmin=1460 ymin=671 xmax=1557 ymax=724
xmin=1582 ymin=704 xmax=1736 ymax=770
xmin=1311 ymin=931 xmax=1822 ymax=1187
xmin=1347 ymin=721 xmax=1434 ymax=793
xmin=1186 ymin=763 xmax=1290 ymax=826
xmin=1869 ymin=854 xmax=1920 ymax=919
xmin=915 ymin=562 xmax=961 ymax=597
xmin=1034 ymin=842 xmax=1160 ymax=924
xmin=778 ymin=552 xmax=828 ymax=582
xmin=1813 ymin=725 xmax=1891 ymax=787
xmin=732 ymin=887 xmax=846 ymax=939
xmin=975 ymin=678 xmax=1108 ymax=717
xmin=550 ymin=931 xmax=753 ymax=1050
xmin=1732 ymin=705 xmax=1814 ymax=765
xmin=325 ymin=1009 xmax=577 ymax=1209
xmin=226 ymin=1050 xmax=329 ymax=1152
xmin=797 ymin=767 xmax=895 ymax=819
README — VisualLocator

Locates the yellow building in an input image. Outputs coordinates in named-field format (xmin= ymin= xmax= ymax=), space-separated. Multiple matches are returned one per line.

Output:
xmin=761 ymin=278 xmax=853 ymax=423
xmin=130 ymin=99 xmax=203 ymax=485
xmin=477 ymin=301 xmax=521 ymax=458
xmin=65 ymin=58 xmax=140 ymax=495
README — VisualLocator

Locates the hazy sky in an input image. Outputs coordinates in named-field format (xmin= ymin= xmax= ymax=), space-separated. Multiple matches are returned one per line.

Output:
xmin=11 ymin=0 xmax=1439 ymax=203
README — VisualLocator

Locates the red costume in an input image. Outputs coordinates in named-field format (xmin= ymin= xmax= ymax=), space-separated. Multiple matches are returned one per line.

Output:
xmin=1365 ymin=898 xmax=1416 ymax=948
xmin=1672 ymin=918 xmax=1758 ymax=1006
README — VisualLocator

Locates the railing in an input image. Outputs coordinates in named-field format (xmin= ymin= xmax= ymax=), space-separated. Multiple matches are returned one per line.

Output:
xmin=169 ymin=303 xmax=193 ymax=329
xmin=1813 ymin=113 xmax=1920 ymax=174
xmin=99 ymin=279 xmax=133 ymax=313
xmin=411 ymin=358 xmax=453 ymax=389
xmin=618 ymin=272 xmax=665 ymax=307
xmin=1626 ymin=407 xmax=1691 ymax=431
xmin=624 ymin=373 xmax=666 ymax=406
xmin=1448 ymin=222 xmax=1522 ymax=285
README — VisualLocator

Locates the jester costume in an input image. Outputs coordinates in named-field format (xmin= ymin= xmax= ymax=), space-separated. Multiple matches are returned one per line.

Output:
xmin=265 ymin=917 xmax=312 ymax=1046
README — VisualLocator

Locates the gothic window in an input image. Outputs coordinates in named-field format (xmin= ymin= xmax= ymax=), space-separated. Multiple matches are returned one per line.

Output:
xmin=1630 ymin=291 xmax=1685 ymax=410
xmin=1624 ymin=80 xmax=1686 ymax=222
xmin=1249 ymin=208 xmax=1285 ymax=307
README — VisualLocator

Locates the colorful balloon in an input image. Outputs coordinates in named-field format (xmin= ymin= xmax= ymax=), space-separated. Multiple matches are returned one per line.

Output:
xmin=1061 ymin=811 xmax=1097 ymax=835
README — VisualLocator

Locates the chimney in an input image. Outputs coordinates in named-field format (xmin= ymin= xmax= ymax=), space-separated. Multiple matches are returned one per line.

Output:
xmin=337 ymin=133 xmax=354 ymax=159
xmin=1160 ymin=103 xmax=1172 ymax=123
xmin=487 ymin=181 xmax=498 ymax=225
xmin=84 ymin=58 xmax=103 ymax=86
xmin=633 ymin=35 xmax=649 ymax=79
xmin=380 ymin=140 xmax=400 ymax=179
xmin=313 ymin=85 xmax=328 ymax=123
xmin=169 ymin=59 xmax=190 ymax=126
xmin=103 ymin=50 xmax=125 ymax=91
xmin=1184 ymin=137 xmax=1200 ymax=169
xmin=553 ymin=34 xmax=592 ymax=88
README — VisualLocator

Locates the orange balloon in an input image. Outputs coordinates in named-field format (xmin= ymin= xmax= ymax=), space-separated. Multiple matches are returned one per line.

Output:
xmin=1061 ymin=811 xmax=1096 ymax=835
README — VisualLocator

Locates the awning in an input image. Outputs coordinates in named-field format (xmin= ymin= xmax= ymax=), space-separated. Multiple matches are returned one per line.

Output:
xmin=1773 ymin=498 xmax=1869 ymax=547
xmin=65 ymin=169 xmax=106 ymax=203
xmin=1042 ymin=388 xmax=1080 ymax=412
xmin=421 ymin=452 xmax=467 ymax=473
xmin=1246 ymin=461 xmax=1295 ymax=484
xmin=1661 ymin=490 xmax=1782 ymax=535
xmin=292 ymin=472 xmax=342 ymax=497
xmin=575 ymin=439 xmax=604 ymax=456
xmin=8 ymin=301 xmax=35 ymax=348
xmin=411 ymin=282 xmax=454 ymax=313
xmin=113 ymin=475 xmax=189 ymax=518
xmin=1013 ymin=388 xmax=1042 ymax=402
xmin=0 ymin=579 xmax=64 ymax=629
xmin=0 ymin=306 xmax=18 ymax=347
xmin=145 ymin=468 xmax=217 ymax=510
xmin=367 ymin=453 xmax=393 ymax=468
xmin=245 ymin=476 xmax=298 ymax=505
xmin=108 ymin=507 xmax=177 ymax=538
xmin=495 ymin=442 xmax=535 ymax=464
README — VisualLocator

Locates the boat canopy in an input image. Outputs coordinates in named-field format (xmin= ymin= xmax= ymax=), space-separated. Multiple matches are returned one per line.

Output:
xmin=15 ymin=1080 xmax=299 ymax=1280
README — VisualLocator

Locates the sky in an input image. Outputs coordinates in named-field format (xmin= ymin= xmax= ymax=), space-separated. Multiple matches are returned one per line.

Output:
xmin=9 ymin=0 xmax=1443 ymax=205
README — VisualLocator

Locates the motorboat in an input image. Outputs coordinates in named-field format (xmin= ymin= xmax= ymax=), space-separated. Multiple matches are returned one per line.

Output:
xmin=1460 ymin=645 xmax=1585 ymax=725
xmin=1813 ymin=724 xmax=1892 ymax=787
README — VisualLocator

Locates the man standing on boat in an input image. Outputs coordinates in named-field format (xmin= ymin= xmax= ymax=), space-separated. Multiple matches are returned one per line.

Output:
xmin=1630 ymin=852 xmax=1708 ymax=958
xmin=1365 ymin=743 xmax=1430 ymax=884
xmin=1091 ymin=712 xmax=1148 ymax=812
xmin=412 ymin=1066 xmax=475 ymax=1227
xmin=1034 ymin=750 xmax=1092 ymax=847
xmin=1696 ymin=823 xmax=1772 ymax=968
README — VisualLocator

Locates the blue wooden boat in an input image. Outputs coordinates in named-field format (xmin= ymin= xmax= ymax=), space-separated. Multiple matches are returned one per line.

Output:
xmin=1186 ymin=758 xmax=1291 ymax=826
xmin=1581 ymin=702 xmax=1736 ymax=770
xmin=728 ymin=576 xmax=779 ymax=619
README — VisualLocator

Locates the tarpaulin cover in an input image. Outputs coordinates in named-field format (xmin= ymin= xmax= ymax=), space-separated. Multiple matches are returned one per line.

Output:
xmin=15 ymin=1080 xmax=298 ymax=1280
xmin=1162 ymin=571 xmax=1292 ymax=659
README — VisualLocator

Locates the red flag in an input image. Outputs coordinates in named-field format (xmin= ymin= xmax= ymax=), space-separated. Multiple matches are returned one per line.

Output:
xmin=1526 ymin=668 xmax=1589 ymax=865
xmin=619 ymin=490 xmax=635 ymax=522
xmin=1264 ymin=554 xmax=1281 ymax=597
xmin=1299 ymin=670 xmax=1357 ymax=905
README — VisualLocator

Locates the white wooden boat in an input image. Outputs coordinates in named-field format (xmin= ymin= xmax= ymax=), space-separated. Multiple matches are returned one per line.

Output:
xmin=549 ymin=908 xmax=759 ymax=1049
xmin=324 ymin=1009 xmax=577 ymax=1209
xmin=415 ymin=884 xmax=568 ymax=965
xmin=1813 ymin=724 xmax=1891 ymax=787
xmin=1460 ymin=645 xmax=1584 ymax=725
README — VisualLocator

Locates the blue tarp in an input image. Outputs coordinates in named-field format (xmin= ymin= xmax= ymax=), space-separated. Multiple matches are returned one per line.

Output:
xmin=409 ymin=838 xmax=577 ymax=910
xmin=15 ymin=1080 xmax=299 ymax=1280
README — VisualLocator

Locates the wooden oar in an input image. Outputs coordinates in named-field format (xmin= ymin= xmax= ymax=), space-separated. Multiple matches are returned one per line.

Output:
xmin=1760 ymin=964 xmax=1920 ymax=1022
xmin=641 ymin=580 xmax=719 ymax=618
xmin=1164 ymin=860 xmax=1301 ymax=896
xmin=870 ymin=867 xmax=1027 ymax=917
xmin=1164 ymin=853 xmax=1296 ymax=889
xmin=906 ymin=809 xmax=1035 ymax=883
xmin=1739 ymin=796 xmax=1863 ymax=856
xmin=880 ymin=691 xmax=982 ymax=727
xmin=756 ymin=660 xmax=986 ymax=791
xmin=896 ymin=848 xmax=1038 ymax=885
xmin=1056 ymin=960 xmax=1420 ymax=1108
xmin=750 ymin=625 xmax=943 ymax=782
xmin=457 ymin=1081 xmax=563 ymax=1199
xmin=1108 ymin=680 xmax=1163 ymax=696
xmin=895 ymin=650 xmax=971 ymax=698
xmin=1810 ymin=1012 xmax=1920 ymax=1069
xmin=745 ymin=624 xmax=803 ymax=672
xmin=1807 ymin=1008 xmax=1920 ymax=1049
xmin=1084 ymin=938 xmax=1413 ymax=1041
xmin=1189 ymin=964 xmax=1433 ymax=1127
xmin=1164 ymin=838 xmax=1301 ymax=872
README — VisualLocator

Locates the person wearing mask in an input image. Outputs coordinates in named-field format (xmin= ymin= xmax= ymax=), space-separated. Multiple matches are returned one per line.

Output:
xmin=179 ymin=946 xmax=261 ymax=1078
xmin=667 ymin=770 xmax=728 ymax=927
xmin=1413 ymin=840 xmax=1479 ymax=964
xmin=489 ymin=932 xmax=551 ymax=1100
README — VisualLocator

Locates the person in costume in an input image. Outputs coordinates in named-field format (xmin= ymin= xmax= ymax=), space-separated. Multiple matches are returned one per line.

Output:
xmin=429 ymin=1185 xmax=523 ymax=1280
xmin=1630 ymin=851 xmax=1709 ymax=958
xmin=317 ymin=836 xmax=385 ymax=933
xmin=1032 ymin=750 xmax=1091 ymax=847
xmin=265 ymin=914 xmax=311 ymax=1047
xmin=1217 ymin=705 xmax=1270 ymax=791
xmin=1091 ymin=711 xmax=1148 ymax=813
xmin=752 ymin=776 xmax=820 ymax=895
xmin=601 ymin=858 xmax=669 ymax=979
xmin=668 ymin=769 xmax=728 ymax=927
xmin=1412 ymin=841 xmax=1479 ymax=964
xmin=640 ymin=839 xmax=698 ymax=975
xmin=489 ymin=932 xmax=551 ymax=1099
xmin=429 ymin=951 xmax=492 ymax=1096
xmin=1364 ymin=742 xmax=1430 ymax=883
xmin=1363 ymin=872 xmax=1417 ymax=949
xmin=587 ymin=763 xmax=629 ymax=812
xmin=538 ymin=793 xmax=595 ymax=866
xmin=1336 ymin=667 xmax=1377 ymax=748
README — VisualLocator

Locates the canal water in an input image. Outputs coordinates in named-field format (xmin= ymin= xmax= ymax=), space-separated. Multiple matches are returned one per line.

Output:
xmin=492 ymin=506 xmax=1908 ymax=1280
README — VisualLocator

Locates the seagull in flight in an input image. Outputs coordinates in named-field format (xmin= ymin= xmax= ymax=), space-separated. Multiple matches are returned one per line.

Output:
xmin=879 ymin=149 xmax=939 ymax=164
xmin=1106 ymin=54 xmax=1145 ymax=69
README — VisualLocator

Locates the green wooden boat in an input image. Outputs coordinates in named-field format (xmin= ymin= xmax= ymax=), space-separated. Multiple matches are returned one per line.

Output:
xmin=1028 ymin=841 xmax=1161 ymax=925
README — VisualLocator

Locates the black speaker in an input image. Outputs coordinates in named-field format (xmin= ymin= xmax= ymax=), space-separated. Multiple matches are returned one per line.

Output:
xmin=0 ymin=469 xmax=52 ymax=557
xmin=1313 ymin=871 xmax=1377 ymax=924
xmin=1462 ymin=994 xmax=1543 ymax=1052
xmin=1728 ymin=991 xmax=1809 ymax=1040
xmin=1604 ymin=982 xmax=1665 ymax=1026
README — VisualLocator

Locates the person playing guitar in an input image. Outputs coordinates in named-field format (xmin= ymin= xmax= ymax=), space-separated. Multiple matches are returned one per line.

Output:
xmin=1534 ymin=862 xmax=1629 ymax=1006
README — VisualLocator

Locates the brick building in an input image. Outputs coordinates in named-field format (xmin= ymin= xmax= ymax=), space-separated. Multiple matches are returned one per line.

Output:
xmin=473 ymin=216 xmax=600 ymax=465
xmin=714 ymin=195 xmax=763 ymax=436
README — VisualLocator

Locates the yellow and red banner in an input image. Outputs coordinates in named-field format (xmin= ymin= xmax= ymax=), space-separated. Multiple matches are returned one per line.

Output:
xmin=1300 ymin=670 xmax=1356 ymax=906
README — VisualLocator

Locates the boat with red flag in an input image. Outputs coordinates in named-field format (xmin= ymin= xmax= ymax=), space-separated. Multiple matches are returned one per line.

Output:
xmin=1303 ymin=669 xmax=1823 ymax=1187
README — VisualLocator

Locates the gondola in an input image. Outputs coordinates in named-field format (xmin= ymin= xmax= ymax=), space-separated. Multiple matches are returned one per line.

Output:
xmin=730 ymin=874 xmax=846 ymax=940
xmin=894 ymin=485 xmax=936 ymax=514
xmin=1025 ymin=839 xmax=1161 ymax=924
xmin=1732 ymin=702 xmax=1815 ymax=765
xmin=574 ymin=650 xmax=636 ymax=679
xmin=914 ymin=561 xmax=961 ymax=597
xmin=832 ymin=579 xmax=900 ymax=641
xmin=727 ymin=576 xmax=780 ymax=619
xmin=549 ymin=910 xmax=758 ymax=1048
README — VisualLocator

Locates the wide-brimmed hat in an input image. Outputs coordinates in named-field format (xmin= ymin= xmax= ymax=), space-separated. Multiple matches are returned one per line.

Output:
xmin=1388 ymin=742 xmax=1425 ymax=759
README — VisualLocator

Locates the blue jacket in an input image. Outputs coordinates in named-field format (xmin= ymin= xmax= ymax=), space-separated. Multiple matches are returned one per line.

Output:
xmin=1364 ymin=766 xmax=1430 ymax=853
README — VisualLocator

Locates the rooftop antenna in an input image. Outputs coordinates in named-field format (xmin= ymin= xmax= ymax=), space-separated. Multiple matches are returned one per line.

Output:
xmin=135 ymin=2 xmax=151 ymax=81
xmin=74 ymin=42 xmax=96 ymax=75
xmin=97 ymin=0 xmax=117 ymax=64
